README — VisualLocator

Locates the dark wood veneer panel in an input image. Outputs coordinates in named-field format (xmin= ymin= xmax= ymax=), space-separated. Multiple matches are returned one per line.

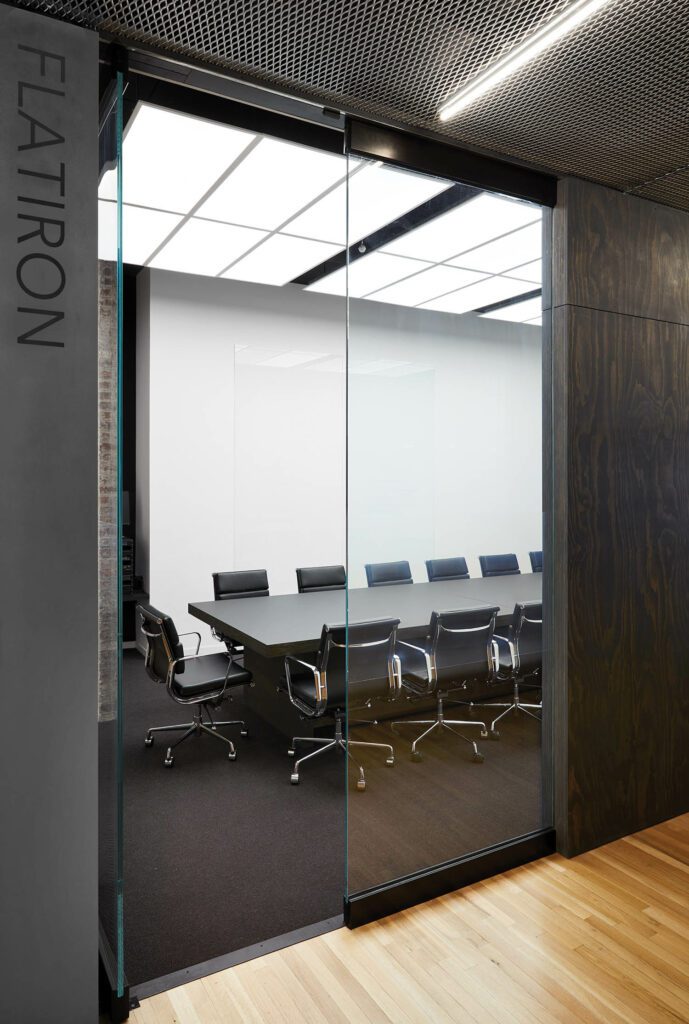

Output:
xmin=555 ymin=178 xmax=689 ymax=325
xmin=566 ymin=306 xmax=689 ymax=854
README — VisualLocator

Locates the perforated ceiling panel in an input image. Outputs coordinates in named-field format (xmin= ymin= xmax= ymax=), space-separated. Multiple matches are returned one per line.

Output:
xmin=15 ymin=0 xmax=689 ymax=209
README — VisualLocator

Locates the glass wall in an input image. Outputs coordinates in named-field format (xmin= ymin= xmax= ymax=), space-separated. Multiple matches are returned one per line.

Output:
xmin=97 ymin=72 xmax=125 ymax=997
xmin=343 ymin=155 xmax=548 ymax=895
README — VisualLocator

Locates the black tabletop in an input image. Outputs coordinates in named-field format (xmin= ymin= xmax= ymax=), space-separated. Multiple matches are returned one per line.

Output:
xmin=189 ymin=573 xmax=542 ymax=657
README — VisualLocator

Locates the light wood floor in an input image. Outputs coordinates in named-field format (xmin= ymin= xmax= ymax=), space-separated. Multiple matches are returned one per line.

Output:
xmin=131 ymin=814 xmax=689 ymax=1024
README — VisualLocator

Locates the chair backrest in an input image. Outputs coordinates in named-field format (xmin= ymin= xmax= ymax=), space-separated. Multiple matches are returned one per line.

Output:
xmin=138 ymin=604 xmax=184 ymax=681
xmin=479 ymin=553 xmax=520 ymax=578
xmin=510 ymin=601 xmax=542 ymax=676
xmin=296 ymin=564 xmax=346 ymax=593
xmin=315 ymin=618 xmax=400 ymax=707
xmin=427 ymin=606 xmax=499 ymax=689
xmin=529 ymin=550 xmax=543 ymax=573
xmin=426 ymin=557 xmax=470 ymax=582
xmin=213 ymin=569 xmax=269 ymax=600
xmin=365 ymin=560 xmax=413 ymax=587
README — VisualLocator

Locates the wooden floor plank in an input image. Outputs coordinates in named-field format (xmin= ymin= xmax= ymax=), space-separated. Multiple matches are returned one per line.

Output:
xmin=130 ymin=813 xmax=689 ymax=1024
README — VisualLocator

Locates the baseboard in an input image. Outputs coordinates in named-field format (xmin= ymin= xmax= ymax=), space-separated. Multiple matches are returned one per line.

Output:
xmin=99 ymin=921 xmax=130 ymax=1023
xmin=344 ymin=828 xmax=556 ymax=928
xmin=130 ymin=914 xmax=344 ymax=1002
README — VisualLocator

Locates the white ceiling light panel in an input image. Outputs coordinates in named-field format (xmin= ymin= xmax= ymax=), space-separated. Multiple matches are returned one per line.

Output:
xmin=287 ymin=162 xmax=448 ymax=245
xmin=421 ymin=276 xmax=535 ymax=315
xmin=149 ymin=218 xmax=268 ymax=276
xmin=307 ymin=251 xmax=430 ymax=298
xmin=223 ymin=233 xmax=341 ymax=286
xmin=98 ymin=200 xmax=184 ymax=265
xmin=196 ymin=137 xmax=347 ymax=229
xmin=367 ymin=264 xmax=487 ymax=307
xmin=505 ymin=258 xmax=542 ymax=284
xmin=450 ymin=220 xmax=542 ymax=273
xmin=481 ymin=295 xmax=543 ymax=323
xmin=384 ymin=192 xmax=540 ymax=262
xmin=99 ymin=102 xmax=255 ymax=212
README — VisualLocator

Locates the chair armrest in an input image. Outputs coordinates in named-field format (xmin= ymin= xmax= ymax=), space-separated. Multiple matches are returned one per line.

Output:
xmin=283 ymin=655 xmax=326 ymax=716
xmin=396 ymin=640 xmax=433 ymax=687
xmin=493 ymin=634 xmax=516 ymax=675
xmin=178 ymin=631 xmax=202 ymax=655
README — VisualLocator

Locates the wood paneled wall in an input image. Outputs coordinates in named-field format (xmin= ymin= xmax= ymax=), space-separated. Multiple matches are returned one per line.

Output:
xmin=552 ymin=177 xmax=689 ymax=856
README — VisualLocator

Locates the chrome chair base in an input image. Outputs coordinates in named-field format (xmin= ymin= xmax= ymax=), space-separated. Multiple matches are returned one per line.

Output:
xmin=452 ymin=681 xmax=542 ymax=737
xmin=144 ymin=704 xmax=247 ymax=767
xmin=288 ymin=716 xmax=394 ymax=790
xmin=391 ymin=694 xmax=487 ymax=762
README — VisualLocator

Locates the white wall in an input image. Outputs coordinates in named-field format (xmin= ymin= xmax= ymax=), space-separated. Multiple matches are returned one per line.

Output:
xmin=137 ymin=269 xmax=541 ymax=650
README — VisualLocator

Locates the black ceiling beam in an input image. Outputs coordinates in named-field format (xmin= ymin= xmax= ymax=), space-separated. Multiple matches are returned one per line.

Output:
xmin=292 ymin=181 xmax=480 ymax=286
xmin=475 ymin=287 xmax=542 ymax=314
xmin=347 ymin=119 xmax=557 ymax=208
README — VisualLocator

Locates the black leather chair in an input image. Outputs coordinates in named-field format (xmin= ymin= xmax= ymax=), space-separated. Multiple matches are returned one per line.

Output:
xmin=296 ymin=564 xmax=346 ymax=593
xmin=212 ymin=569 xmax=269 ymax=600
xmin=426 ymin=557 xmax=470 ymax=582
xmin=391 ymin=606 xmax=499 ymax=762
xmin=211 ymin=569 xmax=269 ymax=655
xmin=138 ymin=604 xmax=251 ymax=767
xmin=529 ymin=550 xmax=543 ymax=573
xmin=479 ymin=553 xmax=520 ymax=578
xmin=365 ymin=560 xmax=413 ymax=587
xmin=487 ymin=601 xmax=542 ymax=735
xmin=284 ymin=618 xmax=401 ymax=789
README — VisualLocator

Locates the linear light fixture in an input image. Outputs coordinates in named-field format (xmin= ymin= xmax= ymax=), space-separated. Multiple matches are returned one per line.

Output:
xmin=438 ymin=0 xmax=612 ymax=121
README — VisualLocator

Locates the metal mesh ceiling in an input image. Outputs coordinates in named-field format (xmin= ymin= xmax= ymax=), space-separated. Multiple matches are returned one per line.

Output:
xmin=15 ymin=0 xmax=689 ymax=210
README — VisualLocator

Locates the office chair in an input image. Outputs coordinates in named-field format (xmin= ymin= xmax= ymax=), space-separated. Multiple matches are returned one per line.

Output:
xmin=283 ymin=618 xmax=401 ymax=789
xmin=211 ymin=569 xmax=269 ymax=655
xmin=391 ymin=606 xmax=499 ymax=763
xmin=365 ymin=560 xmax=413 ymax=587
xmin=529 ymin=550 xmax=543 ymax=573
xmin=486 ymin=601 xmax=542 ymax=736
xmin=138 ymin=604 xmax=251 ymax=767
xmin=426 ymin=557 xmax=470 ymax=582
xmin=479 ymin=553 xmax=520 ymax=578
xmin=296 ymin=564 xmax=346 ymax=593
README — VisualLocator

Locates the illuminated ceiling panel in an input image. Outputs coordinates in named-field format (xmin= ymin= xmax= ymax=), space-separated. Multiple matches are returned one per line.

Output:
xmin=421 ymin=275 xmax=533 ymax=315
xmin=481 ymin=295 xmax=543 ymax=322
xmin=149 ymin=218 xmax=268 ymax=275
xmin=366 ymin=264 xmax=487 ymax=307
xmin=223 ymin=233 xmax=341 ymax=285
xmin=306 ymin=251 xmax=430 ymax=298
xmin=450 ymin=221 xmax=543 ymax=273
xmin=98 ymin=200 xmax=184 ymax=265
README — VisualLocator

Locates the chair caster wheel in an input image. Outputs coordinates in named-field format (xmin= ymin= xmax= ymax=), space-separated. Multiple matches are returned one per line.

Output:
xmin=144 ymin=736 xmax=153 ymax=747
xmin=356 ymin=779 xmax=366 ymax=791
xmin=164 ymin=755 xmax=174 ymax=768
xmin=472 ymin=752 xmax=485 ymax=763
xmin=228 ymin=751 xmax=237 ymax=761
xmin=241 ymin=729 xmax=249 ymax=737
xmin=290 ymin=773 xmax=300 ymax=785
xmin=480 ymin=729 xmax=488 ymax=739
xmin=490 ymin=729 xmax=500 ymax=740
xmin=287 ymin=748 xmax=295 ymax=757
xmin=385 ymin=756 xmax=394 ymax=766
xmin=411 ymin=750 xmax=422 ymax=762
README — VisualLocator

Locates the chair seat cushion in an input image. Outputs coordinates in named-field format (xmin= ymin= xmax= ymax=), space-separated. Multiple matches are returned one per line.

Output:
xmin=172 ymin=653 xmax=251 ymax=698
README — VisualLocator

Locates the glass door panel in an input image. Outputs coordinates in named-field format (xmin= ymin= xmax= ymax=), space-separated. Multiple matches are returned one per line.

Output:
xmin=345 ymin=153 xmax=548 ymax=896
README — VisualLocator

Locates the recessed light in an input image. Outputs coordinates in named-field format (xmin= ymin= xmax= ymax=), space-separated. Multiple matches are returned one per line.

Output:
xmin=439 ymin=0 xmax=613 ymax=120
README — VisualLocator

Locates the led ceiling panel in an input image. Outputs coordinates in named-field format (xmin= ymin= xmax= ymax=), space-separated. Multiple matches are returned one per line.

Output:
xmin=224 ymin=233 xmax=341 ymax=286
xmin=99 ymin=103 xmax=255 ymax=212
xmin=450 ymin=221 xmax=543 ymax=273
xmin=307 ymin=251 xmax=430 ymax=298
xmin=421 ymin=275 xmax=533 ymax=315
xmin=505 ymin=258 xmax=542 ymax=284
xmin=287 ymin=162 xmax=448 ymax=245
xmin=366 ymin=264 xmax=487 ymax=307
xmin=196 ymin=137 xmax=347 ymax=229
xmin=481 ymin=295 xmax=543 ymax=323
xmin=98 ymin=201 xmax=184 ymax=265
xmin=149 ymin=218 xmax=268 ymax=275
xmin=384 ymin=193 xmax=540 ymax=262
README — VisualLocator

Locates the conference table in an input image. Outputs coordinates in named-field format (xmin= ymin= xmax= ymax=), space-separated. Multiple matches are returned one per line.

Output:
xmin=189 ymin=574 xmax=542 ymax=736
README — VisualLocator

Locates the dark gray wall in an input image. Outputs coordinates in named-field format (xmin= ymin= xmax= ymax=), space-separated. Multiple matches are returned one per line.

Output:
xmin=552 ymin=177 xmax=689 ymax=856
xmin=0 ymin=8 xmax=99 ymax=1022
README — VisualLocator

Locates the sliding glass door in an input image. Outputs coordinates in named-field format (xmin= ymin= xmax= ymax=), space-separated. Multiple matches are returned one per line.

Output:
xmin=343 ymin=151 xmax=550 ymax=909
